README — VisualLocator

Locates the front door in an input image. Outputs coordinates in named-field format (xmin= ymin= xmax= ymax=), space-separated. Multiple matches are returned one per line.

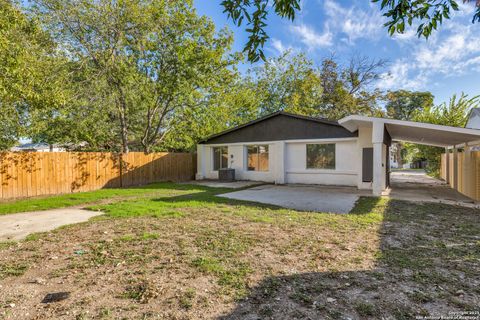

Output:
xmin=362 ymin=148 xmax=373 ymax=183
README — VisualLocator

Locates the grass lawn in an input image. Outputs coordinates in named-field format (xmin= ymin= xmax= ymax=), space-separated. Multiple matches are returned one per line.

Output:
xmin=0 ymin=183 xmax=479 ymax=319
xmin=0 ymin=183 xmax=207 ymax=215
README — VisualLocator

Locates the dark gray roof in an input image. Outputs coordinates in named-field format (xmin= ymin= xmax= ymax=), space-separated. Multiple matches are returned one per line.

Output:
xmin=199 ymin=111 xmax=357 ymax=144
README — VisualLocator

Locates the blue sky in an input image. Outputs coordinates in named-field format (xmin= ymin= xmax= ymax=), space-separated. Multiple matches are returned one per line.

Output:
xmin=194 ymin=0 xmax=480 ymax=105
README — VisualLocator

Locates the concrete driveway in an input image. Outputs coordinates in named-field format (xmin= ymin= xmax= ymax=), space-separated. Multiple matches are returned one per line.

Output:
xmin=389 ymin=170 xmax=476 ymax=206
xmin=219 ymin=184 xmax=370 ymax=213
xmin=0 ymin=208 xmax=103 ymax=241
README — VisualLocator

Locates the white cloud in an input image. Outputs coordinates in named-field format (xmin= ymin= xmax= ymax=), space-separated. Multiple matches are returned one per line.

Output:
xmin=378 ymin=61 xmax=428 ymax=90
xmin=414 ymin=24 xmax=480 ymax=75
xmin=271 ymin=38 xmax=287 ymax=54
xmin=323 ymin=0 xmax=385 ymax=43
xmin=378 ymin=10 xmax=480 ymax=91
xmin=290 ymin=23 xmax=333 ymax=49
xmin=392 ymin=28 xmax=417 ymax=42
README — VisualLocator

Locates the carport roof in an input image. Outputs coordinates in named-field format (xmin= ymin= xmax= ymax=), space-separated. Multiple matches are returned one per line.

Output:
xmin=339 ymin=115 xmax=480 ymax=147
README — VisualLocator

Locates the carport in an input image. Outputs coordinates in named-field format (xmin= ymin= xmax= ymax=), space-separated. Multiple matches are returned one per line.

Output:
xmin=339 ymin=116 xmax=480 ymax=198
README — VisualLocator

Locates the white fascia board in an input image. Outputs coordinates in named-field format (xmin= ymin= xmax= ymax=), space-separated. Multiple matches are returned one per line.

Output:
xmin=339 ymin=115 xmax=480 ymax=137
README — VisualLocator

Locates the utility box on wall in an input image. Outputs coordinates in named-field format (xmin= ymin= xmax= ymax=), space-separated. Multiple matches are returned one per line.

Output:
xmin=218 ymin=168 xmax=235 ymax=182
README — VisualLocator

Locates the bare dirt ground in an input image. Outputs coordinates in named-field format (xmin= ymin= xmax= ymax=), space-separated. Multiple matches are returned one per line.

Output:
xmin=0 ymin=197 xmax=479 ymax=319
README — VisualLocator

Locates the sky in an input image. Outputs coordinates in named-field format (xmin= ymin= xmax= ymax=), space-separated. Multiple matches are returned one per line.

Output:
xmin=194 ymin=0 xmax=480 ymax=105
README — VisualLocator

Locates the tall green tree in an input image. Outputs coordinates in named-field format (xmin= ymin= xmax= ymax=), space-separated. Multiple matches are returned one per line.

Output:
xmin=246 ymin=52 xmax=385 ymax=120
xmin=250 ymin=51 xmax=324 ymax=116
xmin=385 ymin=90 xmax=434 ymax=120
xmin=319 ymin=56 xmax=385 ymax=119
xmin=0 ymin=0 xmax=66 ymax=150
xmin=162 ymin=71 xmax=261 ymax=151
xmin=33 ymin=0 xmax=235 ymax=153
xmin=408 ymin=93 xmax=480 ymax=176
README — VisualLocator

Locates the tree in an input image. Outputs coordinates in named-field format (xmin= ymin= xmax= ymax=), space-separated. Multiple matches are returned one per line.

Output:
xmin=319 ymin=55 xmax=386 ymax=119
xmin=245 ymin=52 xmax=385 ymax=120
xmin=384 ymin=90 xmax=434 ymax=167
xmin=221 ymin=0 xmax=300 ymax=62
xmin=33 ymin=0 xmax=236 ymax=153
xmin=28 ymin=62 xmax=117 ymax=150
xmin=249 ymin=51 xmax=324 ymax=116
xmin=0 ymin=0 xmax=66 ymax=150
xmin=372 ymin=0 xmax=480 ymax=39
xmin=221 ymin=0 xmax=480 ymax=62
xmin=162 ymin=72 xmax=261 ymax=151
xmin=407 ymin=93 xmax=480 ymax=176
xmin=385 ymin=90 xmax=434 ymax=121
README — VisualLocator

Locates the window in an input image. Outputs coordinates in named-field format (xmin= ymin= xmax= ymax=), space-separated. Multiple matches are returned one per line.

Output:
xmin=247 ymin=145 xmax=269 ymax=171
xmin=306 ymin=144 xmax=335 ymax=169
xmin=213 ymin=146 xmax=228 ymax=170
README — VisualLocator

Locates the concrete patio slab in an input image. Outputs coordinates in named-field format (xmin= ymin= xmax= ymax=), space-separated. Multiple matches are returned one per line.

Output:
xmin=186 ymin=180 xmax=263 ymax=189
xmin=0 ymin=208 xmax=103 ymax=241
xmin=218 ymin=184 xmax=367 ymax=213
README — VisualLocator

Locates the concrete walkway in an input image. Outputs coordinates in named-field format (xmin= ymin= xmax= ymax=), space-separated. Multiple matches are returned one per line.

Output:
xmin=0 ymin=208 xmax=103 ymax=241
xmin=219 ymin=184 xmax=371 ymax=213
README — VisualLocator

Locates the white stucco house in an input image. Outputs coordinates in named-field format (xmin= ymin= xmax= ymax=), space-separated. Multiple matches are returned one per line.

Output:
xmin=11 ymin=142 xmax=66 ymax=152
xmin=196 ymin=112 xmax=480 ymax=196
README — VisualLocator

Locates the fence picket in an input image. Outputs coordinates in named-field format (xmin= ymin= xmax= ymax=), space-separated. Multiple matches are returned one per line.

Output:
xmin=0 ymin=152 xmax=196 ymax=199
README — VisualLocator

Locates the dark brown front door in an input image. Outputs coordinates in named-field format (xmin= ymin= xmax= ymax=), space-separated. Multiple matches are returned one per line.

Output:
xmin=362 ymin=148 xmax=373 ymax=183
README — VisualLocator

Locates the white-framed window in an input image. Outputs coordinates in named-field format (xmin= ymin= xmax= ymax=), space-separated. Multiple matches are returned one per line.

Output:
xmin=247 ymin=145 xmax=269 ymax=171
xmin=213 ymin=146 xmax=228 ymax=170
xmin=306 ymin=144 xmax=335 ymax=169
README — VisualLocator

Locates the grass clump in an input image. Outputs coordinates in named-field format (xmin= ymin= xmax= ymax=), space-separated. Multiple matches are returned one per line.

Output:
xmin=0 ymin=262 xmax=28 ymax=279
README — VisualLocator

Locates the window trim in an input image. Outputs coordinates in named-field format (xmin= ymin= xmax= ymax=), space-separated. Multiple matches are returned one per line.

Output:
xmin=246 ymin=144 xmax=269 ymax=172
xmin=306 ymin=143 xmax=336 ymax=170
xmin=212 ymin=146 xmax=228 ymax=171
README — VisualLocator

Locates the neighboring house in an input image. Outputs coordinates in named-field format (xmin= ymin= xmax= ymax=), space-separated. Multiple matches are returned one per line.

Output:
xmin=11 ymin=143 xmax=66 ymax=152
xmin=466 ymin=108 xmax=480 ymax=130
xmin=196 ymin=111 xmax=480 ymax=196
xmin=389 ymin=143 xmax=400 ymax=169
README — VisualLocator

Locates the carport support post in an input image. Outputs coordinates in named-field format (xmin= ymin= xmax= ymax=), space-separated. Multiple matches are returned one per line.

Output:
xmin=453 ymin=147 xmax=458 ymax=190
xmin=196 ymin=144 xmax=206 ymax=180
xmin=445 ymin=147 xmax=450 ymax=184
xmin=274 ymin=141 xmax=286 ymax=184
xmin=372 ymin=121 xmax=386 ymax=196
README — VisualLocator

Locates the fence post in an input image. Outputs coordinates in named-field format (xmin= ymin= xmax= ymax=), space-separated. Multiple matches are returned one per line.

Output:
xmin=119 ymin=153 xmax=124 ymax=188
xmin=445 ymin=148 xmax=450 ymax=184
xmin=453 ymin=148 xmax=458 ymax=191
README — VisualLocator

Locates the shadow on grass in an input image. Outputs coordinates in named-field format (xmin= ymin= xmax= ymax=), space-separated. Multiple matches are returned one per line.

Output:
xmin=217 ymin=199 xmax=480 ymax=319
xmin=150 ymin=184 xmax=285 ymax=211
xmin=93 ymin=183 xmax=287 ymax=219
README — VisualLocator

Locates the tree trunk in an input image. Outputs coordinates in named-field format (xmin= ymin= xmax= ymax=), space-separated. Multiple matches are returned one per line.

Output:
xmin=113 ymin=81 xmax=129 ymax=154
xmin=120 ymin=114 xmax=129 ymax=154
xmin=396 ymin=143 xmax=403 ymax=167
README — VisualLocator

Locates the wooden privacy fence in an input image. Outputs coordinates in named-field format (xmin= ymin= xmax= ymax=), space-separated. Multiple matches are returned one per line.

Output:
xmin=440 ymin=151 xmax=480 ymax=201
xmin=0 ymin=152 xmax=196 ymax=199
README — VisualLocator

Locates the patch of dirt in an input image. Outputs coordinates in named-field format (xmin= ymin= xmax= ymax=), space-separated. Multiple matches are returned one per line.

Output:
xmin=0 ymin=200 xmax=479 ymax=319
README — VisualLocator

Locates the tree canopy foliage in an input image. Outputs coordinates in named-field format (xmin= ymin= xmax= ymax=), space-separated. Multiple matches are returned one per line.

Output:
xmin=0 ymin=0 xmax=68 ymax=149
xmin=32 ymin=0 xmax=236 ymax=153
xmin=385 ymin=90 xmax=434 ymax=120
xmin=1 ymin=0 xmax=477 ymax=156
xmin=245 ymin=52 xmax=385 ymax=119
xmin=405 ymin=93 xmax=480 ymax=176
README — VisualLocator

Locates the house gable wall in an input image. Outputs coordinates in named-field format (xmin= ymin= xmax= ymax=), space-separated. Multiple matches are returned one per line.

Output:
xmin=200 ymin=114 xmax=357 ymax=145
